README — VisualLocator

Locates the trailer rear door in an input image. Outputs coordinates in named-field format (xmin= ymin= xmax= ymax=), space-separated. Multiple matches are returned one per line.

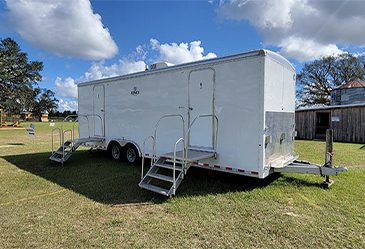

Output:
xmin=188 ymin=69 xmax=215 ymax=149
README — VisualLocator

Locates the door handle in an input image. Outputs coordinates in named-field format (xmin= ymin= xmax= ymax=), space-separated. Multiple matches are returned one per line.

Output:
xmin=179 ymin=106 xmax=193 ymax=111
xmin=100 ymin=109 xmax=104 ymax=112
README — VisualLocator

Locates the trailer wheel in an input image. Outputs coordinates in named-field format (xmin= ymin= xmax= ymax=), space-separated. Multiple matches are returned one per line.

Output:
xmin=123 ymin=144 xmax=140 ymax=164
xmin=109 ymin=142 xmax=123 ymax=161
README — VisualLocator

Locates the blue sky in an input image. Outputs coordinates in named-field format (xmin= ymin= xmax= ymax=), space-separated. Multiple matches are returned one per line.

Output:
xmin=1 ymin=0 xmax=365 ymax=111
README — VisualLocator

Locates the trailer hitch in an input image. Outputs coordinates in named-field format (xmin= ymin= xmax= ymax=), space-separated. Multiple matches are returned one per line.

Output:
xmin=274 ymin=129 xmax=348 ymax=188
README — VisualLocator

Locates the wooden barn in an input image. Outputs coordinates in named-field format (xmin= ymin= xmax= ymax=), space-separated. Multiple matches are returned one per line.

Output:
xmin=296 ymin=79 xmax=365 ymax=143
xmin=295 ymin=104 xmax=365 ymax=143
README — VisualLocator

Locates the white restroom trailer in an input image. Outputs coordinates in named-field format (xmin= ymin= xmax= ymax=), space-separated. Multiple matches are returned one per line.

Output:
xmin=50 ymin=49 xmax=346 ymax=196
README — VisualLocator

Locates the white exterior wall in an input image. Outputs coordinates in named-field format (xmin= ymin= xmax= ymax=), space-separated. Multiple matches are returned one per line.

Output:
xmin=262 ymin=54 xmax=296 ymax=177
xmin=78 ymin=50 xmax=294 ymax=179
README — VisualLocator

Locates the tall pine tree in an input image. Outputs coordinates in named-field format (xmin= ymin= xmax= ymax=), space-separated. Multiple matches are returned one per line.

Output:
xmin=0 ymin=37 xmax=44 ymax=113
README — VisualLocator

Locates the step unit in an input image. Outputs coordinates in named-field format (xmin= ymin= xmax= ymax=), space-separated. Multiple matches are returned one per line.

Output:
xmin=49 ymin=137 xmax=104 ymax=164
xmin=139 ymin=148 xmax=216 ymax=197
xmin=139 ymin=156 xmax=185 ymax=196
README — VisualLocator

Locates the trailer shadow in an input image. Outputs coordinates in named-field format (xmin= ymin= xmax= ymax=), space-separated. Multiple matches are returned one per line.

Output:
xmin=2 ymin=150 xmax=298 ymax=205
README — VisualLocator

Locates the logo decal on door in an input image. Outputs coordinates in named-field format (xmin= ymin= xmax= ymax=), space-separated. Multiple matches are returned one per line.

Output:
xmin=131 ymin=86 xmax=140 ymax=96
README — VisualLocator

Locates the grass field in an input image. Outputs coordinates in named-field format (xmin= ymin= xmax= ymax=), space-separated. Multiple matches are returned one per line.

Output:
xmin=0 ymin=122 xmax=364 ymax=248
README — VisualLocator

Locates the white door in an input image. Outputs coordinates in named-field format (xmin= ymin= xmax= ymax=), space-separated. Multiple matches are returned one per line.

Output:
xmin=188 ymin=69 xmax=214 ymax=149
xmin=93 ymin=85 xmax=105 ymax=137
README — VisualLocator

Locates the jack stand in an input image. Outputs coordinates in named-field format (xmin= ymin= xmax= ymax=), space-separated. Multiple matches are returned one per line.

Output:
xmin=322 ymin=176 xmax=334 ymax=188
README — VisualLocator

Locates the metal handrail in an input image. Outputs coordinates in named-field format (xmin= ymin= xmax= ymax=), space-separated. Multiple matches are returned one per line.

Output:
xmin=187 ymin=114 xmax=219 ymax=151
xmin=51 ymin=114 xmax=105 ymax=163
xmin=51 ymin=128 xmax=61 ymax=154
xmin=141 ymin=135 xmax=156 ymax=180
xmin=153 ymin=114 xmax=185 ymax=144
xmin=141 ymin=114 xmax=186 ymax=179
xmin=63 ymin=129 xmax=73 ymax=145
xmin=173 ymin=137 xmax=185 ymax=195
xmin=63 ymin=114 xmax=104 ymax=138
xmin=62 ymin=129 xmax=73 ymax=161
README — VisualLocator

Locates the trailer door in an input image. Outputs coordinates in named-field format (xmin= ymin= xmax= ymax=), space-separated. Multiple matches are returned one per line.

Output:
xmin=188 ymin=69 xmax=214 ymax=149
xmin=93 ymin=85 xmax=105 ymax=137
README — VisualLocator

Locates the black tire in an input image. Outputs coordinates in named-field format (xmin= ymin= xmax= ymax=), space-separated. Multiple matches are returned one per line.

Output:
xmin=123 ymin=144 xmax=140 ymax=164
xmin=109 ymin=142 xmax=123 ymax=161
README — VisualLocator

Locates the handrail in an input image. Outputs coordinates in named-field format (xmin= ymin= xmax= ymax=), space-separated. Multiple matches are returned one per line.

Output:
xmin=141 ymin=114 xmax=186 ymax=179
xmin=62 ymin=129 xmax=73 ymax=161
xmin=141 ymin=135 xmax=156 ymax=180
xmin=51 ymin=114 xmax=105 ymax=163
xmin=153 ymin=114 xmax=185 ymax=144
xmin=63 ymin=114 xmax=104 ymax=138
xmin=187 ymin=114 xmax=219 ymax=151
xmin=51 ymin=128 xmax=61 ymax=154
xmin=173 ymin=137 xmax=185 ymax=195
xmin=63 ymin=129 xmax=73 ymax=145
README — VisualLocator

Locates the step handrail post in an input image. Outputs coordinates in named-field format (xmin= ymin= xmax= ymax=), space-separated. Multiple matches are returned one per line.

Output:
xmin=62 ymin=129 xmax=73 ymax=161
xmin=51 ymin=127 xmax=61 ymax=154
xmin=141 ymin=135 xmax=156 ymax=180
xmin=173 ymin=137 xmax=185 ymax=195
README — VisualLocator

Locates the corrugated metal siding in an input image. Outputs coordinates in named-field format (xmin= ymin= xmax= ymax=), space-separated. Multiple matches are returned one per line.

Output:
xmin=331 ymin=88 xmax=365 ymax=105
xmin=295 ymin=106 xmax=365 ymax=143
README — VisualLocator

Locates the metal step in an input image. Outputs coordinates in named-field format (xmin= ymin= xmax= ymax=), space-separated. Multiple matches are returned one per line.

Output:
xmin=49 ymin=154 xmax=70 ymax=163
xmin=49 ymin=151 xmax=72 ymax=163
xmin=75 ymin=137 xmax=104 ymax=143
xmin=147 ymin=172 xmax=174 ymax=182
xmin=139 ymin=155 xmax=188 ymax=196
xmin=64 ymin=141 xmax=72 ymax=146
xmin=139 ymin=182 xmax=170 ymax=196
xmin=55 ymin=149 xmax=72 ymax=155
xmin=163 ymin=149 xmax=215 ymax=161
xmin=154 ymin=162 xmax=183 ymax=171
xmin=49 ymin=155 xmax=63 ymax=163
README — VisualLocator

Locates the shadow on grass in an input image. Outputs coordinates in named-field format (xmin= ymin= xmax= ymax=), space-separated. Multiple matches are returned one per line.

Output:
xmin=2 ymin=150 xmax=282 ymax=205
xmin=275 ymin=175 xmax=323 ymax=188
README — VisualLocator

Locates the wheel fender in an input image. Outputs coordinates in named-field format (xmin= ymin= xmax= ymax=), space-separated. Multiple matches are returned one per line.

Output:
xmin=108 ymin=139 xmax=142 ymax=157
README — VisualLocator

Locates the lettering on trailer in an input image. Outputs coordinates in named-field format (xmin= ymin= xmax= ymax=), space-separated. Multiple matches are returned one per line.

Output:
xmin=131 ymin=86 xmax=140 ymax=96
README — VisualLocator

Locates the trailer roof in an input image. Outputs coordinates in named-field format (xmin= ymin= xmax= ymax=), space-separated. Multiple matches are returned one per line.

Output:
xmin=78 ymin=49 xmax=294 ymax=87
xmin=296 ymin=103 xmax=365 ymax=111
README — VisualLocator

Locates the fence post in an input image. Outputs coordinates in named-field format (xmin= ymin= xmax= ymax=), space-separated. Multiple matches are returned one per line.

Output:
xmin=323 ymin=129 xmax=334 ymax=188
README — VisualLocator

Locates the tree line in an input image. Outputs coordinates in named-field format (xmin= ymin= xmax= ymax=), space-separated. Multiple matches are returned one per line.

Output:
xmin=0 ymin=37 xmax=58 ymax=116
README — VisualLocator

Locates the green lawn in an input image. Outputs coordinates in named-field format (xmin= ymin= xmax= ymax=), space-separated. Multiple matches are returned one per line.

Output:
xmin=0 ymin=122 xmax=364 ymax=248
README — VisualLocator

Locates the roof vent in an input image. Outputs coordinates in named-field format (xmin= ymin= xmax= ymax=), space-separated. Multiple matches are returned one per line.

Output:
xmin=149 ymin=62 xmax=174 ymax=70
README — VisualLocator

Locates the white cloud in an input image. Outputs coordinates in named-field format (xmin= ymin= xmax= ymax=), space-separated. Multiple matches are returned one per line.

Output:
xmin=81 ymin=59 xmax=146 ymax=82
xmin=55 ymin=77 xmax=78 ymax=99
xmin=54 ymin=59 xmax=146 ymax=101
xmin=58 ymin=99 xmax=78 ymax=112
xmin=279 ymin=36 xmax=344 ymax=62
xmin=219 ymin=0 xmax=365 ymax=61
xmin=6 ymin=0 xmax=118 ymax=60
xmin=150 ymin=38 xmax=217 ymax=64
xmin=54 ymin=38 xmax=216 ymax=110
